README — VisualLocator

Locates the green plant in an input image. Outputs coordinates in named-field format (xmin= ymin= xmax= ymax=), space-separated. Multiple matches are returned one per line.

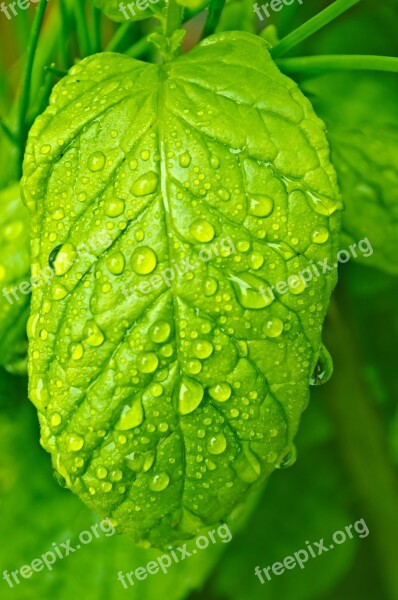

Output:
xmin=0 ymin=0 xmax=397 ymax=598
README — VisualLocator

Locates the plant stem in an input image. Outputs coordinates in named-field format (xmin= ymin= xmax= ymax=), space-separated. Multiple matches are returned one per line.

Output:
xmin=105 ymin=22 xmax=136 ymax=52
xmin=91 ymin=5 xmax=102 ymax=53
xmin=59 ymin=0 xmax=71 ymax=68
xmin=165 ymin=0 xmax=183 ymax=37
xmin=0 ymin=119 xmax=18 ymax=145
xmin=271 ymin=0 xmax=360 ymax=58
xmin=125 ymin=36 xmax=152 ymax=59
xmin=276 ymin=54 xmax=398 ymax=74
xmin=74 ymin=0 xmax=92 ymax=57
xmin=204 ymin=0 xmax=226 ymax=37
xmin=324 ymin=298 xmax=398 ymax=600
xmin=17 ymin=0 xmax=48 ymax=153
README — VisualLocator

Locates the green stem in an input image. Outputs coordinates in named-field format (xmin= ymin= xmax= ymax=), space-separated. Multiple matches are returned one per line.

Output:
xmin=17 ymin=0 xmax=48 ymax=153
xmin=125 ymin=35 xmax=151 ymax=59
xmin=91 ymin=5 xmax=102 ymax=53
xmin=74 ymin=0 xmax=92 ymax=57
xmin=204 ymin=0 xmax=226 ymax=37
xmin=276 ymin=54 xmax=398 ymax=74
xmin=165 ymin=0 xmax=183 ymax=37
xmin=271 ymin=0 xmax=360 ymax=58
xmin=325 ymin=299 xmax=398 ymax=600
xmin=0 ymin=119 xmax=18 ymax=146
xmin=59 ymin=0 xmax=71 ymax=68
xmin=105 ymin=22 xmax=136 ymax=52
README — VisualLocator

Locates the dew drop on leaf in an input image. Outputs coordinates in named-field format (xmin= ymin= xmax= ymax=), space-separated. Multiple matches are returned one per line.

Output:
xmin=310 ymin=344 xmax=333 ymax=385
xmin=207 ymin=433 xmax=227 ymax=455
xmin=149 ymin=472 xmax=170 ymax=492
xmin=131 ymin=171 xmax=158 ymax=196
xmin=178 ymin=377 xmax=204 ymax=415
xmin=88 ymin=151 xmax=106 ymax=172
xmin=131 ymin=246 xmax=157 ymax=274
xmin=190 ymin=219 xmax=215 ymax=242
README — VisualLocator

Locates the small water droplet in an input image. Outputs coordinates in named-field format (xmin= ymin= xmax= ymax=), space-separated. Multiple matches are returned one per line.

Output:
xmin=203 ymin=277 xmax=218 ymax=296
xmin=131 ymin=172 xmax=158 ymax=196
xmin=96 ymin=466 xmax=108 ymax=479
xmin=310 ymin=344 xmax=333 ymax=385
xmin=311 ymin=226 xmax=330 ymax=244
xmin=50 ymin=412 xmax=62 ymax=427
xmin=116 ymin=400 xmax=144 ymax=430
xmin=276 ymin=445 xmax=297 ymax=469
xmin=131 ymin=246 xmax=157 ymax=275
xmin=88 ymin=151 xmax=106 ymax=172
xmin=69 ymin=342 xmax=84 ymax=360
xmin=149 ymin=321 xmax=171 ymax=343
xmin=52 ymin=284 xmax=68 ymax=300
xmin=67 ymin=434 xmax=84 ymax=451
xmin=104 ymin=197 xmax=125 ymax=217
xmin=179 ymin=151 xmax=191 ymax=167
xmin=107 ymin=252 xmax=125 ymax=275
xmin=190 ymin=219 xmax=215 ymax=243
xmin=249 ymin=251 xmax=264 ymax=270
xmin=263 ymin=317 xmax=284 ymax=338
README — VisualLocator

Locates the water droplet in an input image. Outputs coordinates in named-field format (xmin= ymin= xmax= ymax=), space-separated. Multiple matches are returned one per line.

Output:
xmin=107 ymin=252 xmax=125 ymax=275
xmin=84 ymin=320 xmax=105 ymax=347
xmin=249 ymin=251 xmax=264 ymax=270
xmin=192 ymin=339 xmax=213 ymax=359
xmin=276 ymin=445 xmax=297 ymax=469
xmin=96 ymin=466 xmax=108 ymax=479
xmin=306 ymin=191 xmax=342 ymax=216
xmin=52 ymin=284 xmax=68 ymax=300
xmin=310 ymin=344 xmax=333 ymax=385
xmin=128 ymin=157 xmax=138 ymax=170
xmin=203 ymin=277 xmax=218 ymax=296
xmin=207 ymin=433 xmax=227 ymax=455
xmin=231 ymin=274 xmax=272 ymax=309
xmin=263 ymin=317 xmax=284 ymax=338
xmin=249 ymin=195 xmax=274 ymax=217
xmin=186 ymin=359 xmax=202 ymax=375
xmin=211 ymin=155 xmax=220 ymax=169
xmin=217 ymin=188 xmax=230 ymax=202
xmin=137 ymin=352 xmax=159 ymax=374
xmin=150 ymin=383 xmax=164 ymax=397
xmin=53 ymin=243 xmax=77 ymax=276
xmin=235 ymin=442 xmax=261 ymax=482
xmin=50 ymin=412 xmax=62 ymax=427
xmin=41 ymin=144 xmax=51 ymax=154
xmin=104 ymin=197 xmax=125 ymax=217
xmin=69 ymin=342 xmax=84 ymax=360
xmin=209 ymin=382 xmax=231 ymax=402
xmin=311 ymin=226 xmax=330 ymax=244
xmin=131 ymin=246 xmax=157 ymax=275
xmin=67 ymin=434 xmax=84 ymax=451
xmin=149 ymin=321 xmax=171 ymax=343
xmin=178 ymin=377 xmax=204 ymax=415
xmin=179 ymin=151 xmax=191 ymax=167
xmin=131 ymin=172 xmax=158 ymax=196
xmin=149 ymin=472 xmax=170 ymax=492
xmin=88 ymin=151 xmax=106 ymax=172
xmin=116 ymin=400 xmax=144 ymax=430
xmin=140 ymin=149 xmax=150 ymax=161
xmin=190 ymin=219 xmax=215 ymax=243
xmin=237 ymin=240 xmax=250 ymax=253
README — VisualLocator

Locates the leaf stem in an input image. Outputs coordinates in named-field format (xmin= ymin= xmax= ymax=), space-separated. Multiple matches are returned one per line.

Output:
xmin=105 ymin=22 xmax=136 ymax=52
xmin=74 ymin=0 xmax=92 ymax=58
xmin=125 ymin=35 xmax=152 ymax=58
xmin=271 ymin=0 xmax=360 ymax=58
xmin=276 ymin=54 xmax=398 ymax=74
xmin=58 ymin=0 xmax=71 ymax=68
xmin=17 ymin=0 xmax=48 ymax=152
xmin=204 ymin=0 xmax=226 ymax=37
xmin=91 ymin=6 xmax=102 ymax=54
xmin=0 ymin=119 xmax=18 ymax=146
xmin=165 ymin=0 xmax=183 ymax=37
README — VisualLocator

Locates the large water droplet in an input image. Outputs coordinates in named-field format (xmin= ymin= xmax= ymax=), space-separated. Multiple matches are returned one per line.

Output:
xmin=104 ymin=197 xmax=125 ymax=217
xmin=230 ymin=274 xmax=272 ymax=309
xmin=53 ymin=243 xmax=77 ymax=276
xmin=149 ymin=472 xmax=170 ymax=492
xmin=179 ymin=151 xmax=191 ymax=168
xmin=311 ymin=226 xmax=330 ymax=244
xmin=131 ymin=246 xmax=157 ymax=275
xmin=203 ymin=277 xmax=218 ymax=296
xmin=116 ymin=400 xmax=144 ymax=430
xmin=67 ymin=433 xmax=84 ymax=451
xmin=131 ymin=172 xmax=159 ymax=196
xmin=192 ymin=339 xmax=213 ymax=359
xmin=178 ymin=377 xmax=204 ymax=415
xmin=190 ymin=219 xmax=215 ymax=243
xmin=149 ymin=321 xmax=171 ymax=343
xmin=69 ymin=342 xmax=84 ymax=360
xmin=263 ymin=317 xmax=284 ymax=338
xmin=107 ymin=252 xmax=125 ymax=275
xmin=249 ymin=195 xmax=274 ymax=217
xmin=209 ymin=382 xmax=231 ymax=402
xmin=207 ymin=433 xmax=227 ymax=455
xmin=84 ymin=320 xmax=105 ymax=347
xmin=276 ymin=445 xmax=297 ymax=469
xmin=137 ymin=352 xmax=159 ymax=374
xmin=310 ymin=344 xmax=333 ymax=385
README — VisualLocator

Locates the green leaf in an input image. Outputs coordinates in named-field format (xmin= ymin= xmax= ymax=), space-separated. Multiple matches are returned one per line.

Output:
xmin=0 ymin=395 xmax=229 ymax=600
xmin=89 ymin=0 xmax=166 ymax=23
xmin=301 ymin=72 xmax=398 ymax=275
xmin=0 ymin=183 xmax=30 ymax=373
xmin=22 ymin=31 xmax=341 ymax=546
